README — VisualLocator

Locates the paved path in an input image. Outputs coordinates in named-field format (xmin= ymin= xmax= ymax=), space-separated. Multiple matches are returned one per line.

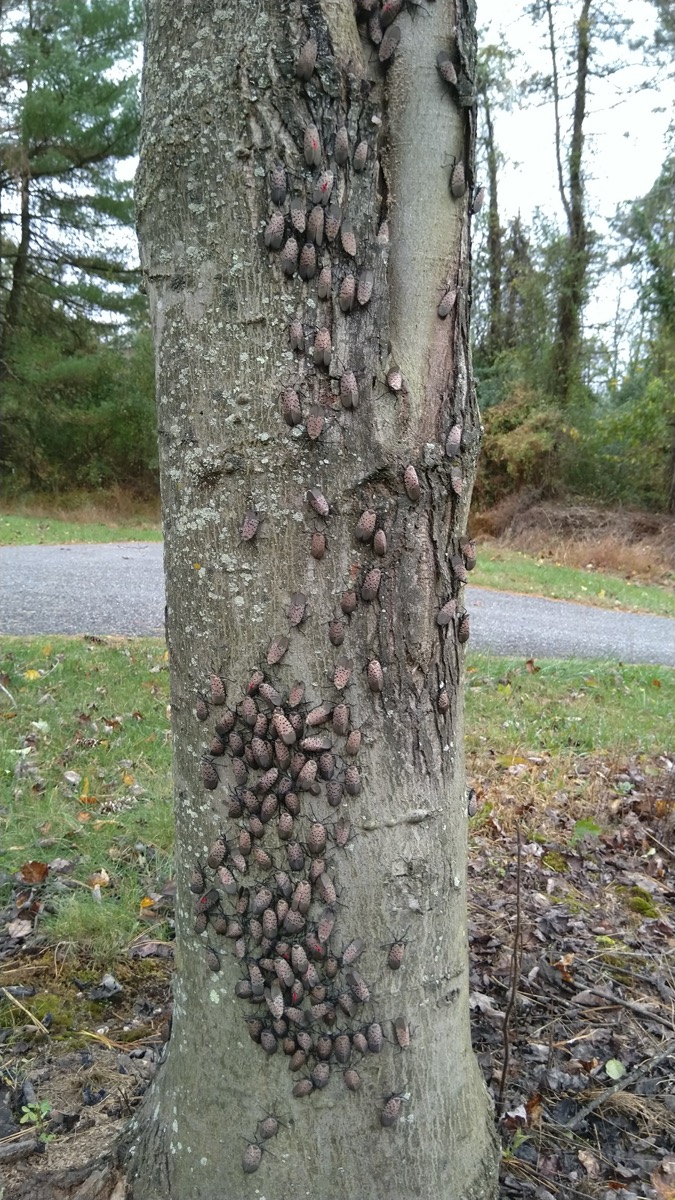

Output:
xmin=0 ymin=542 xmax=673 ymax=665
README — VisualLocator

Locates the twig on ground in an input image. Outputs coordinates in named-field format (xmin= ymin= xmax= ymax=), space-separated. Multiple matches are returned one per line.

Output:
xmin=0 ymin=986 xmax=50 ymax=1036
xmin=578 ymin=985 xmax=675 ymax=1031
xmin=562 ymin=1037 xmax=675 ymax=1130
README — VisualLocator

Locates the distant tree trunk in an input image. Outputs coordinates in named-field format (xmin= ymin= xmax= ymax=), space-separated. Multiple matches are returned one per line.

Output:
xmin=547 ymin=0 xmax=591 ymax=405
xmin=482 ymin=88 xmax=503 ymax=354
xmin=125 ymin=2 xmax=498 ymax=1197
xmin=0 ymin=167 xmax=30 ymax=377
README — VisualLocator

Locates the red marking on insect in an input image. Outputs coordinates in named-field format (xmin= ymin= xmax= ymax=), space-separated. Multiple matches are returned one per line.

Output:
xmin=381 ymin=0 xmax=403 ymax=26
xmin=304 ymin=124 xmax=321 ymax=167
xmin=313 ymin=170 xmax=334 ymax=206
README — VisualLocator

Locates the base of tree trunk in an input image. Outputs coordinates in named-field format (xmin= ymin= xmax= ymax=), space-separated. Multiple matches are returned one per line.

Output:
xmin=3 ymin=1153 xmax=125 ymax=1200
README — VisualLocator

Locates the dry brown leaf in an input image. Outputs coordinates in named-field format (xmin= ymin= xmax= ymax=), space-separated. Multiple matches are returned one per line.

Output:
xmin=19 ymin=860 xmax=48 ymax=884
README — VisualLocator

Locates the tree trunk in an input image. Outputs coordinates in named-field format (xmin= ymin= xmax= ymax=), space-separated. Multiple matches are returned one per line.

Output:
xmin=0 ymin=166 xmax=30 ymax=378
xmin=549 ymin=0 xmax=591 ymax=406
xmin=480 ymin=87 xmax=502 ymax=355
xmin=126 ymin=2 xmax=498 ymax=1197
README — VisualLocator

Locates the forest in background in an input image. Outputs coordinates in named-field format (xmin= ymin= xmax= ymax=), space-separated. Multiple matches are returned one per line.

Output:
xmin=0 ymin=0 xmax=673 ymax=512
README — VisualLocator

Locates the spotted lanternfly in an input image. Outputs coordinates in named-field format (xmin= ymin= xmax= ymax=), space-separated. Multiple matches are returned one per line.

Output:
xmin=258 ymin=1115 xmax=280 ymax=1142
xmin=313 ymin=327 xmax=331 ymax=367
xmin=309 ymin=1000 xmax=332 ymax=1024
xmin=292 ymin=879 xmax=312 ymax=915
xmin=271 ymin=709 xmax=296 ymax=746
xmin=296 ymin=34 xmax=317 ymax=80
xmin=289 ymin=1049 xmax=307 ymax=1072
xmin=264 ymin=211 xmax=284 ymax=250
xmin=249 ymin=815 xmax=265 ymax=839
xmin=366 ymin=659 xmax=384 ymax=693
xmin=381 ymin=0 xmax=403 ymax=25
xmin=307 ymin=821 xmax=328 ymax=856
xmin=254 ymin=714 xmax=268 ymax=740
xmin=306 ymin=703 xmax=333 ymax=729
xmin=289 ymin=318 xmax=305 ymax=352
xmin=278 ymin=808 xmax=293 ymax=839
xmin=286 ymin=591 xmax=306 ymax=628
xmin=367 ymin=1021 xmax=385 ymax=1053
xmin=333 ymin=656 xmax=353 ymax=691
xmin=240 ymin=695 xmax=258 ymax=727
xmin=333 ymin=1033 xmax=351 ymax=1065
xmin=189 ymin=865 xmax=205 ymax=894
xmin=373 ymin=528 xmax=387 ymax=556
xmin=274 ymin=871 xmax=292 ymax=901
xmin=450 ymin=463 xmax=462 ymax=495
xmin=258 ymin=766 xmax=280 ymax=795
xmin=323 ymin=779 xmax=341 ymax=807
xmin=269 ymin=161 xmax=287 ymax=206
xmin=310 ymin=530 xmax=327 ymax=560
xmin=368 ymin=12 xmax=383 ymax=44
xmin=265 ymin=981 xmax=285 ymax=1020
xmin=352 ymin=1029 xmax=368 ymax=1054
xmin=234 ymin=979 xmax=252 ymax=998
xmin=332 ymin=702 xmax=349 ymax=735
xmin=284 ymin=909 xmax=306 ymax=936
xmin=393 ymin=1016 xmax=412 ymax=1049
xmin=211 ymin=914 xmax=230 ymax=936
xmin=355 ymin=509 xmax=377 ymax=541
xmin=341 ymin=590 xmax=357 ymax=616
xmin=353 ymin=140 xmax=368 ymax=172
xmin=334 ymin=125 xmax=349 ymax=164
xmin=325 ymin=203 xmax=342 ymax=242
xmin=201 ymin=759 xmax=219 ymax=790
xmin=241 ymin=787 xmax=260 ymax=814
xmin=214 ymin=708 xmax=235 ymax=736
xmin=404 ymin=464 xmax=421 ymax=501
xmin=301 ymin=735 xmax=331 ymax=755
xmin=381 ymin=1094 xmax=403 ymax=1127
xmin=347 ymin=971 xmax=370 ymax=1004
xmin=467 ymin=787 xmax=479 ymax=817
xmin=217 ymin=864 xmax=238 ymax=895
xmin=340 ymin=219 xmax=357 ymax=258
xmin=287 ymin=680 xmax=305 ymax=709
xmin=290 ymin=752 xmax=305 ymax=780
xmin=207 ymin=836 xmax=227 ymax=869
xmin=306 ymin=404 xmax=326 ymax=441
xmin=324 ymin=955 xmax=339 ymax=980
xmin=317 ymin=907 xmax=336 ymax=944
xmin=246 ymin=1016 xmax=264 ymax=1042
xmin=342 ymin=937 xmax=364 ymax=967
xmin=308 ymin=857 xmax=325 ymax=885
xmin=446 ymin=422 xmax=462 ymax=457
xmin=284 ymin=790 xmax=300 ymax=816
xmin=361 ymin=567 xmax=382 ymax=602
xmin=286 ymin=1007 xmax=307 ymax=1030
xmin=228 ymin=793 xmax=243 ymax=819
xmin=457 ymin=611 xmax=470 ymax=644
xmin=194 ymin=911 xmax=208 ymax=934
xmin=472 ymin=185 xmax=486 ymax=214
xmin=437 ymin=685 xmax=450 ymax=715
xmin=388 ymin=368 xmax=404 ymax=395
xmin=248 ymin=962 xmax=265 ymax=995
xmin=436 ymin=50 xmax=457 ymax=87
xmin=317 ymin=264 xmax=332 ymax=300
xmin=450 ymin=159 xmax=466 ymax=198
xmin=282 ymin=1036 xmax=297 ymax=1056
xmin=259 ymin=795 xmax=278 ymax=827
xmin=195 ymin=695 xmax=209 ymax=722
xmin=280 ymin=236 xmax=299 ymax=277
xmin=304 ymin=123 xmax=321 ymax=167
xmin=379 ymin=22 xmax=401 ymax=63
xmin=357 ymin=269 xmax=374 ymax=306
xmin=209 ymin=674 xmax=226 ymax=705
xmin=293 ymin=1078 xmax=314 ymax=1097
xmin=437 ymin=598 xmax=457 ymax=626
xmin=209 ymin=734 xmax=225 ymax=757
xmin=345 ymin=729 xmax=361 ymax=756
xmin=286 ymin=841 xmax=306 ymax=873
xmin=259 ymin=1026 xmax=278 ymax=1055
xmin=328 ymin=617 xmax=345 ymax=646
xmin=339 ymin=272 xmax=356 ymax=313
xmin=242 ymin=1142 xmax=263 ymax=1174
xmin=452 ymin=553 xmax=468 ymax=584
xmin=438 ymin=288 xmax=456 ymax=319
xmin=289 ymin=197 xmax=306 ymax=236
xmin=344 ymin=1068 xmax=362 ymax=1092
xmin=460 ymin=536 xmax=477 ymax=571
xmin=267 ymin=635 xmax=289 ymax=666
xmin=317 ymin=872 xmax=337 ymax=908
xmin=344 ymin=764 xmax=362 ymax=795
xmin=315 ymin=1034 xmax=333 ymax=1061
xmin=357 ymin=0 xmax=378 ymax=11
xmin=340 ymin=369 xmax=358 ymax=410
xmin=313 ymin=170 xmax=334 ymax=206
xmin=299 ymin=242 xmax=317 ymax=280
xmin=251 ymin=737 xmax=272 ymax=770
xmin=337 ymin=990 xmax=357 ymax=1019
xmin=205 ymin=946 xmax=221 ymax=973
xmin=232 ymin=757 xmax=248 ymax=786
xmin=306 ymin=205 xmax=324 ymax=247
xmin=297 ymin=758 xmax=319 ymax=791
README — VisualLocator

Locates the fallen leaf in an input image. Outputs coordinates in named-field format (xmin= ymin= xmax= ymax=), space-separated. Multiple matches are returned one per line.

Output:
xmin=140 ymin=896 xmax=156 ymax=909
xmin=88 ymin=869 xmax=110 ymax=888
xmin=23 ymin=669 xmax=40 ymax=681
xmin=525 ymin=658 xmax=541 ymax=674
xmin=652 ymin=679 xmax=662 ymax=688
xmin=19 ymin=861 xmax=49 ymax=884
xmin=7 ymin=918 xmax=33 ymax=939
xmin=579 ymin=1149 xmax=601 ymax=1177
xmin=605 ymin=1058 xmax=626 ymax=1080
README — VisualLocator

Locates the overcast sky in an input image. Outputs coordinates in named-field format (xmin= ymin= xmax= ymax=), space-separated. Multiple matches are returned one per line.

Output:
xmin=475 ymin=0 xmax=674 ymax=347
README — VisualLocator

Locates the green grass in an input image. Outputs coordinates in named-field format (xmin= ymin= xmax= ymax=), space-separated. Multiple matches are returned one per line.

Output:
xmin=0 ymin=514 xmax=162 ymax=546
xmin=465 ymin=655 xmax=675 ymax=757
xmin=1 ymin=638 xmax=673 ymax=961
xmin=0 ymin=636 xmax=173 ymax=960
xmin=473 ymin=545 xmax=675 ymax=619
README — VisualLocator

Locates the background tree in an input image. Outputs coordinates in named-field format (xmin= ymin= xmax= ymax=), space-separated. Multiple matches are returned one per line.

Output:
xmin=125 ymin=0 xmax=498 ymax=1197
xmin=0 ymin=0 xmax=154 ymax=493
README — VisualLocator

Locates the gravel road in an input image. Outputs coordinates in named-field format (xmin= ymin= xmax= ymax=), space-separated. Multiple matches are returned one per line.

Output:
xmin=1 ymin=542 xmax=673 ymax=666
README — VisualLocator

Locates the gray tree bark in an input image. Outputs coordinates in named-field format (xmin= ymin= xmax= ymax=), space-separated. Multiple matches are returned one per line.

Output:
xmin=126 ymin=1 xmax=498 ymax=1196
